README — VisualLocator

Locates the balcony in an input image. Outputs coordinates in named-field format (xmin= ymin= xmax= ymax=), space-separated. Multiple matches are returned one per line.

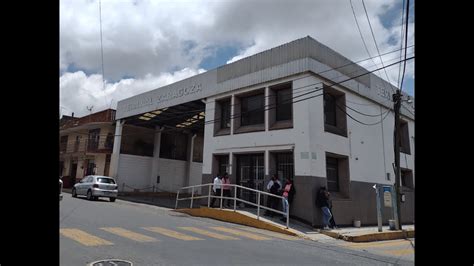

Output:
xmin=59 ymin=138 xmax=113 ymax=154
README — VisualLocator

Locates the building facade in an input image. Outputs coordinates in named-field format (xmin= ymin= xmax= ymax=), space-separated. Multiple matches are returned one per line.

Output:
xmin=59 ymin=109 xmax=116 ymax=187
xmin=109 ymin=36 xmax=415 ymax=226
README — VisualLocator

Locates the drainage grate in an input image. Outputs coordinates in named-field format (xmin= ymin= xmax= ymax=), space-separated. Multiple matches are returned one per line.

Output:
xmin=88 ymin=259 xmax=133 ymax=266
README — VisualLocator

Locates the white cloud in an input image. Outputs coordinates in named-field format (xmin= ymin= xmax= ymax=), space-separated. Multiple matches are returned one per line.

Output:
xmin=60 ymin=0 xmax=414 ymax=116
xmin=60 ymin=67 xmax=205 ymax=117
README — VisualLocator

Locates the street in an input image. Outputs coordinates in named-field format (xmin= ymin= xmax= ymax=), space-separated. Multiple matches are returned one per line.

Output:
xmin=60 ymin=194 xmax=414 ymax=265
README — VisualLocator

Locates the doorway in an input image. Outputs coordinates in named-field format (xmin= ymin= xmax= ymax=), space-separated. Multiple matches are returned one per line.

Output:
xmin=70 ymin=161 xmax=78 ymax=185
xmin=236 ymin=153 xmax=264 ymax=205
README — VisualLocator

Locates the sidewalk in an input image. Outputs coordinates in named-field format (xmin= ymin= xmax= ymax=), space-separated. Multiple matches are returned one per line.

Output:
xmin=182 ymin=206 xmax=415 ymax=243
xmin=66 ymin=189 xmax=414 ymax=243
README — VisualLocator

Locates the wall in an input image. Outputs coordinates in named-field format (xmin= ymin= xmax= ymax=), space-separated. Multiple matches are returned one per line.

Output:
xmin=203 ymin=72 xmax=415 ymax=226
xmin=156 ymin=158 xmax=187 ymax=192
xmin=117 ymin=154 xmax=152 ymax=191
xmin=203 ymin=74 xmax=313 ymax=177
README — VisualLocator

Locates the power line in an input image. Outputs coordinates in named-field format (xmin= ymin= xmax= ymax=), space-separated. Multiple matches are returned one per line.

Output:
xmin=361 ymin=0 xmax=397 ymax=93
xmin=349 ymin=0 xmax=387 ymax=90
xmin=337 ymin=102 xmax=391 ymax=126
xmin=202 ymin=56 xmax=414 ymax=127
xmin=400 ymin=0 xmax=411 ymax=93
xmin=397 ymin=0 xmax=406 ymax=89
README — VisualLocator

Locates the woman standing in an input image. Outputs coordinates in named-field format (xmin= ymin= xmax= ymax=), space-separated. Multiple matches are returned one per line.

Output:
xmin=280 ymin=178 xmax=296 ymax=222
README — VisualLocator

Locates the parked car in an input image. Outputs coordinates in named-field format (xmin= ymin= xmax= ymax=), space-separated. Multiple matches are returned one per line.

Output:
xmin=59 ymin=178 xmax=63 ymax=201
xmin=72 ymin=175 xmax=118 ymax=202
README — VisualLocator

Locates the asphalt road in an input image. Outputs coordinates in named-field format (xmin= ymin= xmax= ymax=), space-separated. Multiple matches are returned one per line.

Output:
xmin=60 ymin=193 xmax=413 ymax=266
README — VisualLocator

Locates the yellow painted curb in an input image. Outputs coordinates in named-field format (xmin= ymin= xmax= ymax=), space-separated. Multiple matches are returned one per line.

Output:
xmin=320 ymin=229 xmax=415 ymax=242
xmin=176 ymin=207 xmax=298 ymax=237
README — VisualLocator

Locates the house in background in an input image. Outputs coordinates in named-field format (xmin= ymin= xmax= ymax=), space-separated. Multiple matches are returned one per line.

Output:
xmin=59 ymin=109 xmax=116 ymax=187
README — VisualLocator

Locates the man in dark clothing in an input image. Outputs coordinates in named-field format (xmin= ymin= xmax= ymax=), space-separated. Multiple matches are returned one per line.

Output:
xmin=316 ymin=186 xmax=332 ymax=230
xmin=264 ymin=175 xmax=281 ymax=217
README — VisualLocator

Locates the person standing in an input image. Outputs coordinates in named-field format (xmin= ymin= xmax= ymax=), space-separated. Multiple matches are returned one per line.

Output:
xmin=265 ymin=175 xmax=281 ymax=217
xmin=221 ymin=173 xmax=232 ymax=207
xmin=280 ymin=178 xmax=296 ymax=222
xmin=210 ymin=174 xmax=222 ymax=207
xmin=316 ymin=186 xmax=332 ymax=230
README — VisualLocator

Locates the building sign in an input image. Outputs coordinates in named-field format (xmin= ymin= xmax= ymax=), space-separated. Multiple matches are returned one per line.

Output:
xmin=126 ymin=83 xmax=203 ymax=113
xmin=383 ymin=186 xmax=392 ymax=207
xmin=376 ymin=86 xmax=392 ymax=101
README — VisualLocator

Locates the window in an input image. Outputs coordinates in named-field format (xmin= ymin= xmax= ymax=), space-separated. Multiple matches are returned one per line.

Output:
xmin=85 ymin=160 xmax=95 ymax=175
xmin=400 ymin=120 xmax=411 ymax=154
xmin=97 ymin=177 xmax=116 ymax=184
xmin=324 ymin=87 xmax=347 ymax=136
xmin=401 ymin=169 xmax=414 ymax=189
xmin=276 ymin=87 xmax=292 ymax=121
xmin=326 ymin=157 xmax=339 ymax=192
xmin=241 ymin=93 xmax=264 ymax=126
xmin=160 ymin=132 xmax=188 ymax=160
xmin=325 ymin=153 xmax=350 ymax=198
xmin=88 ymin=128 xmax=100 ymax=151
xmin=60 ymin=135 xmax=68 ymax=152
xmin=324 ymin=94 xmax=337 ymax=126
xmin=220 ymin=99 xmax=231 ymax=129
xmin=216 ymin=155 xmax=229 ymax=176
xmin=275 ymin=152 xmax=294 ymax=184
xmin=105 ymin=133 xmax=114 ymax=149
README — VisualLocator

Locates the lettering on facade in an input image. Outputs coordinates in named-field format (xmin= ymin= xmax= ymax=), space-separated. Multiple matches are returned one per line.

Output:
xmin=376 ymin=86 xmax=392 ymax=101
xmin=126 ymin=83 xmax=203 ymax=112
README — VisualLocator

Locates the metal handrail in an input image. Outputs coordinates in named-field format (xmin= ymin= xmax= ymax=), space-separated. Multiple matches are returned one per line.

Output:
xmin=175 ymin=183 xmax=290 ymax=229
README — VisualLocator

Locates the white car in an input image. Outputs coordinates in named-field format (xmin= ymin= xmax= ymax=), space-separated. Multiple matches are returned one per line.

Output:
xmin=72 ymin=175 xmax=118 ymax=202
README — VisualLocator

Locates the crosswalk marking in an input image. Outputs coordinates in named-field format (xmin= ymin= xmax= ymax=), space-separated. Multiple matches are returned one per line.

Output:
xmin=178 ymin=227 xmax=240 ymax=240
xmin=236 ymin=226 xmax=299 ymax=240
xmin=342 ymin=239 xmax=412 ymax=248
xmin=381 ymin=248 xmax=414 ymax=256
xmin=100 ymin=227 xmax=158 ymax=242
xmin=60 ymin=228 xmax=113 ymax=246
xmin=142 ymin=227 xmax=204 ymax=241
xmin=209 ymin=227 xmax=271 ymax=240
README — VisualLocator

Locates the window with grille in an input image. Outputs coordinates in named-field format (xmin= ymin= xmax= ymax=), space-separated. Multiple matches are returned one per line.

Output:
xmin=326 ymin=157 xmax=340 ymax=192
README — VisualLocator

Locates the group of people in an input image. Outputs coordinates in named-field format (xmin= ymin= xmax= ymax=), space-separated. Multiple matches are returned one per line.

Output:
xmin=210 ymin=172 xmax=337 ymax=229
xmin=210 ymin=172 xmax=232 ymax=208
xmin=264 ymin=174 xmax=296 ymax=222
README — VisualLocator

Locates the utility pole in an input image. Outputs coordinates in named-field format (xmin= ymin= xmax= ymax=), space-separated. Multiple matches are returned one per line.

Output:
xmin=393 ymin=89 xmax=402 ymax=230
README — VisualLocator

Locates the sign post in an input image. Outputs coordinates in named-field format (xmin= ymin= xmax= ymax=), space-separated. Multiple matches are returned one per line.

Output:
xmin=373 ymin=184 xmax=383 ymax=232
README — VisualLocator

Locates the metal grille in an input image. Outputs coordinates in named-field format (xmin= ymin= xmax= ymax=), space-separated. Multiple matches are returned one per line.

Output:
xmin=276 ymin=152 xmax=294 ymax=183
xmin=237 ymin=154 xmax=264 ymax=205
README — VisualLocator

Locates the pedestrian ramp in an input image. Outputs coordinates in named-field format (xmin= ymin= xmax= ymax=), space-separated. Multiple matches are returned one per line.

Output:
xmin=60 ymin=225 xmax=300 ymax=247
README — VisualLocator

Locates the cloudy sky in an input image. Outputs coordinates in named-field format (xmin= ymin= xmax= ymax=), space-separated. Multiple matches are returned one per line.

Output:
xmin=60 ymin=0 xmax=414 ymax=117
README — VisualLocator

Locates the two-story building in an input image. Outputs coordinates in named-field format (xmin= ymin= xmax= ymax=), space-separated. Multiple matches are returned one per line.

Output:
xmin=59 ymin=109 xmax=116 ymax=187
xmin=107 ymin=36 xmax=415 ymax=227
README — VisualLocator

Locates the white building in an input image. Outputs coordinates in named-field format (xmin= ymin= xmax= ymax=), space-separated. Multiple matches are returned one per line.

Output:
xmin=110 ymin=36 xmax=414 ymax=226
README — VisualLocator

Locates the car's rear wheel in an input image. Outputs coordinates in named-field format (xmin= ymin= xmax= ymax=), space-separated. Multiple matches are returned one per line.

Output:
xmin=87 ymin=190 xmax=93 ymax=201
xmin=109 ymin=197 xmax=116 ymax=202
xmin=72 ymin=188 xmax=77 ymax=198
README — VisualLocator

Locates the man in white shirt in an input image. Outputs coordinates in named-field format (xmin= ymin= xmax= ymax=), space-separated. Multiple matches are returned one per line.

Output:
xmin=210 ymin=174 xmax=223 ymax=207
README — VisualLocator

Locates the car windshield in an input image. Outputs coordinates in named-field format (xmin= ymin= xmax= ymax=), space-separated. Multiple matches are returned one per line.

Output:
xmin=97 ymin=178 xmax=116 ymax=184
